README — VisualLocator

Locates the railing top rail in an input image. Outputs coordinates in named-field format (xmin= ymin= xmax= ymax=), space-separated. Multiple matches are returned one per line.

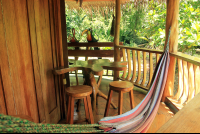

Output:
xmin=117 ymin=45 xmax=163 ymax=54
xmin=170 ymin=52 xmax=200 ymax=66
xmin=68 ymin=42 xmax=123 ymax=47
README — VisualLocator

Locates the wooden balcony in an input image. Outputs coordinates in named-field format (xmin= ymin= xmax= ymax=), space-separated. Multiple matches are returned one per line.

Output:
xmin=67 ymin=42 xmax=200 ymax=132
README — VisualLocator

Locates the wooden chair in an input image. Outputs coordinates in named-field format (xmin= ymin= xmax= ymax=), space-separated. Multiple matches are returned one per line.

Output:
xmin=66 ymin=85 xmax=94 ymax=124
xmin=104 ymin=81 xmax=134 ymax=117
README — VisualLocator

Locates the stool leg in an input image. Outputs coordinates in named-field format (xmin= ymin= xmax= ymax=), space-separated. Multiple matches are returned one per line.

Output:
xmin=118 ymin=91 xmax=123 ymax=115
xmin=83 ymin=97 xmax=89 ymax=123
xmin=76 ymin=99 xmax=81 ymax=112
xmin=104 ymin=89 xmax=113 ymax=117
xmin=129 ymin=89 xmax=134 ymax=109
xmin=66 ymin=96 xmax=71 ymax=124
xmin=70 ymin=97 xmax=75 ymax=124
xmin=86 ymin=95 xmax=94 ymax=124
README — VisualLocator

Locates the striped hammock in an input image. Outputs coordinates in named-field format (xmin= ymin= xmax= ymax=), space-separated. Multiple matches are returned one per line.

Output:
xmin=98 ymin=29 xmax=171 ymax=133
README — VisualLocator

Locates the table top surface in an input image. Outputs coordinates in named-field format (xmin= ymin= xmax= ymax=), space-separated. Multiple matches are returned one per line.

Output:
xmin=54 ymin=59 xmax=127 ymax=75
xmin=69 ymin=59 xmax=127 ymax=72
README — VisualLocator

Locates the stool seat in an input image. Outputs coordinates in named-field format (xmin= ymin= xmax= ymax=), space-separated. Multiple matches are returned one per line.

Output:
xmin=109 ymin=81 xmax=134 ymax=92
xmin=104 ymin=81 xmax=134 ymax=117
xmin=66 ymin=85 xmax=94 ymax=124
xmin=66 ymin=85 xmax=92 ymax=98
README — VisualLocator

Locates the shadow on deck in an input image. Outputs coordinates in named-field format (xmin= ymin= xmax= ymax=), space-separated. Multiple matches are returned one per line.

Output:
xmin=58 ymin=75 xmax=174 ymax=133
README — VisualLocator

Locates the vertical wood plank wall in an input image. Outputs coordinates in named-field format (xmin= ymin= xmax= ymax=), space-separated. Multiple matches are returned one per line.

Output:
xmin=0 ymin=0 xmax=65 ymax=123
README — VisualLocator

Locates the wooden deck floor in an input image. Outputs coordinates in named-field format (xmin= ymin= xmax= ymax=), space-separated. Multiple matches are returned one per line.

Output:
xmin=58 ymin=75 xmax=174 ymax=133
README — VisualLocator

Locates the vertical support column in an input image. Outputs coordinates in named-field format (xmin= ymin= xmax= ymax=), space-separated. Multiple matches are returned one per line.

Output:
xmin=60 ymin=0 xmax=70 ymax=87
xmin=114 ymin=0 xmax=121 ymax=81
xmin=162 ymin=0 xmax=179 ymax=102
xmin=53 ymin=0 xmax=69 ymax=119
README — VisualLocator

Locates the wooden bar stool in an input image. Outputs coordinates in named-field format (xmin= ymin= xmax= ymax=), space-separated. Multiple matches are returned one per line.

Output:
xmin=104 ymin=81 xmax=134 ymax=117
xmin=66 ymin=85 xmax=94 ymax=124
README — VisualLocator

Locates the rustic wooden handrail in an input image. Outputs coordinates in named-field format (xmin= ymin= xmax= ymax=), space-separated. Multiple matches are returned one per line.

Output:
xmin=117 ymin=45 xmax=163 ymax=90
xmin=165 ymin=52 xmax=200 ymax=111
xmin=68 ymin=42 xmax=123 ymax=58
xmin=68 ymin=42 xmax=123 ymax=47
xmin=169 ymin=52 xmax=200 ymax=66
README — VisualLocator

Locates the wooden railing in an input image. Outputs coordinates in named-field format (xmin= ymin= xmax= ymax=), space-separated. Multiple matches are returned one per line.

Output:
xmin=117 ymin=45 xmax=200 ymax=111
xmin=117 ymin=45 xmax=163 ymax=91
xmin=165 ymin=52 xmax=200 ymax=110
xmin=68 ymin=43 xmax=200 ymax=111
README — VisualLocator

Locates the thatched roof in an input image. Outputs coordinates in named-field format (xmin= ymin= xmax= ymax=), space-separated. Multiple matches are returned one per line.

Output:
xmin=65 ymin=0 xmax=130 ymax=9
xmin=66 ymin=0 xmax=167 ymax=9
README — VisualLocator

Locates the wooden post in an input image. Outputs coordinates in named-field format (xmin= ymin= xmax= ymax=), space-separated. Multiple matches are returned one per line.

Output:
xmin=162 ymin=0 xmax=179 ymax=102
xmin=114 ymin=0 xmax=121 ymax=81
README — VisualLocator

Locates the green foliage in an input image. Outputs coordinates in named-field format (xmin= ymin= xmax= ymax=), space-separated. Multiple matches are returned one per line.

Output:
xmin=65 ymin=0 xmax=200 ymax=55
xmin=178 ymin=0 xmax=200 ymax=55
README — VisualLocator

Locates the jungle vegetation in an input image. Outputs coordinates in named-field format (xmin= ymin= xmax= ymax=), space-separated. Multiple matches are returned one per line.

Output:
xmin=66 ymin=0 xmax=200 ymax=56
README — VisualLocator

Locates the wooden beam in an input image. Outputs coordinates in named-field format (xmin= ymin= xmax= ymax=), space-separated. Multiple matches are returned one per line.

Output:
xmin=68 ymin=42 xmax=123 ymax=47
xmin=162 ymin=0 xmax=179 ymax=102
xmin=113 ymin=0 xmax=121 ymax=81
xmin=68 ymin=50 xmax=122 ymax=57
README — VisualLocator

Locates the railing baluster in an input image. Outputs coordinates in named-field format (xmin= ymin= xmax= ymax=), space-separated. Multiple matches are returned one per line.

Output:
xmin=156 ymin=53 xmax=160 ymax=64
xmin=173 ymin=58 xmax=183 ymax=101
xmin=126 ymin=49 xmax=132 ymax=80
xmin=178 ymin=60 xmax=189 ymax=105
xmin=187 ymin=62 xmax=195 ymax=103
xmin=194 ymin=65 xmax=200 ymax=95
xmin=131 ymin=50 xmax=136 ymax=83
xmin=147 ymin=52 xmax=153 ymax=88
xmin=121 ymin=48 xmax=127 ymax=79
xmin=136 ymin=51 xmax=141 ymax=84
xmin=141 ymin=52 xmax=147 ymax=86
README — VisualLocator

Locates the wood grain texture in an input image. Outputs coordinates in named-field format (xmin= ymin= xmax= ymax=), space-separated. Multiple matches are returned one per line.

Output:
xmin=162 ymin=0 xmax=179 ymax=102
xmin=178 ymin=60 xmax=188 ymax=104
xmin=0 ymin=68 xmax=7 ymax=114
xmin=126 ymin=49 xmax=132 ymax=80
xmin=131 ymin=50 xmax=136 ymax=82
xmin=141 ymin=52 xmax=147 ymax=86
xmin=27 ymin=0 xmax=46 ymax=123
xmin=187 ymin=62 xmax=195 ymax=103
xmin=0 ymin=1 xmax=15 ymax=115
xmin=1 ymin=0 xmax=39 ymax=122
xmin=113 ymin=0 xmax=121 ymax=80
xmin=136 ymin=51 xmax=141 ymax=84
xmin=164 ymin=0 xmax=179 ymax=52
xmin=173 ymin=58 xmax=183 ymax=101
xmin=68 ymin=42 xmax=123 ymax=47
xmin=147 ymin=52 xmax=153 ymax=88
xmin=194 ymin=65 xmax=200 ymax=95
xmin=157 ymin=93 xmax=200 ymax=133
xmin=162 ymin=56 xmax=176 ymax=102
xmin=121 ymin=48 xmax=127 ymax=79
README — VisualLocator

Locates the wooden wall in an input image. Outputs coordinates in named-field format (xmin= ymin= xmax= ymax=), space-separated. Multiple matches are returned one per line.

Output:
xmin=0 ymin=0 xmax=66 ymax=123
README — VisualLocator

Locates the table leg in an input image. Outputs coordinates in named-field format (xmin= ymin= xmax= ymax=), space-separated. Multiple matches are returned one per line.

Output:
xmin=83 ymin=69 xmax=117 ymax=112
xmin=98 ymin=91 xmax=117 ymax=109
